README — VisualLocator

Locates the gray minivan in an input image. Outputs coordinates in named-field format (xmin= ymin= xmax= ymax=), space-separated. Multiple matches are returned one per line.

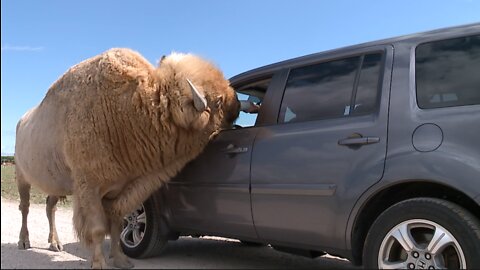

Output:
xmin=121 ymin=23 xmax=480 ymax=269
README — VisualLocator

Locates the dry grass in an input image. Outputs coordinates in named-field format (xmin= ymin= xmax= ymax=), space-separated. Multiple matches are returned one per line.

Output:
xmin=1 ymin=164 xmax=72 ymax=207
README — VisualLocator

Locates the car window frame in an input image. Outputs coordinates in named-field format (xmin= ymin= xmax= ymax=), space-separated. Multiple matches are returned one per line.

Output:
xmin=275 ymin=47 xmax=388 ymax=125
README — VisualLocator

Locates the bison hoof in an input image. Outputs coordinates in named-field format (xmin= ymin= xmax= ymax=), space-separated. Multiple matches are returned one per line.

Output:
xmin=18 ymin=240 xmax=31 ymax=249
xmin=49 ymin=242 xmax=63 ymax=252
xmin=91 ymin=258 xmax=108 ymax=269
xmin=113 ymin=254 xmax=134 ymax=269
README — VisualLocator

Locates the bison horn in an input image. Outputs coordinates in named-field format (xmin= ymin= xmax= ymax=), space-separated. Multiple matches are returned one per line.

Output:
xmin=186 ymin=78 xmax=208 ymax=112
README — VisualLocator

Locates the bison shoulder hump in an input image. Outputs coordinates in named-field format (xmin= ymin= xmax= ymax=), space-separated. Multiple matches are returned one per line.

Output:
xmin=97 ymin=48 xmax=155 ymax=84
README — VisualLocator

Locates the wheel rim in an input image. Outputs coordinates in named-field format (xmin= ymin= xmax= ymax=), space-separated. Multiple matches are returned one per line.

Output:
xmin=378 ymin=219 xmax=466 ymax=269
xmin=121 ymin=204 xmax=147 ymax=248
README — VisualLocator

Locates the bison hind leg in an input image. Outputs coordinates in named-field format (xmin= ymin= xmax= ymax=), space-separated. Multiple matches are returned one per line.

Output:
xmin=46 ymin=195 xmax=63 ymax=251
xmin=16 ymin=169 xmax=31 ymax=250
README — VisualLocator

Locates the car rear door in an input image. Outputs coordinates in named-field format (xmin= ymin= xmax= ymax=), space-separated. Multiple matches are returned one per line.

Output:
xmin=250 ymin=45 xmax=393 ymax=251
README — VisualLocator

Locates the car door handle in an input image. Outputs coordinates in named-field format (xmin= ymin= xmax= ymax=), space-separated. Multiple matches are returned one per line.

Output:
xmin=223 ymin=144 xmax=248 ymax=154
xmin=338 ymin=134 xmax=380 ymax=146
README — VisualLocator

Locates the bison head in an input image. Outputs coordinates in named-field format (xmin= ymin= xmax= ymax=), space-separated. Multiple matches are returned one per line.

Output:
xmin=156 ymin=53 xmax=240 ymax=133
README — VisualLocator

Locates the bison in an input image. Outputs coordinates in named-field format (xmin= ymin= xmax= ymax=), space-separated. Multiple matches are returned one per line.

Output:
xmin=14 ymin=48 xmax=240 ymax=268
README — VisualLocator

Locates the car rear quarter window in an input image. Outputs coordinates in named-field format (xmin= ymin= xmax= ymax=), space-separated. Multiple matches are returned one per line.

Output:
xmin=416 ymin=35 xmax=480 ymax=109
xmin=279 ymin=52 xmax=383 ymax=123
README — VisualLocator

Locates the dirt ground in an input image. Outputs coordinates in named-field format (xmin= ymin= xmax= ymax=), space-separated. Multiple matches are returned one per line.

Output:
xmin=1 ymin=197 xmax=359 ymax=269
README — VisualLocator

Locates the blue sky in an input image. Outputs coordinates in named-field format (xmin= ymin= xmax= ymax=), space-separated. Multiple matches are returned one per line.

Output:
xmin=1 ymin=0 xmax=479 ymax=155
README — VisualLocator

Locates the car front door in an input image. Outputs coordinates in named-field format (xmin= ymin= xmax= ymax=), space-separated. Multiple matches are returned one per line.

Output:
xmin=165 ymin=73 xmax=279 ymax=240
xmin=166 ymin=127 xmax=257 ymax=239
xmin=250 ymin=46 xmax=393 ymax=251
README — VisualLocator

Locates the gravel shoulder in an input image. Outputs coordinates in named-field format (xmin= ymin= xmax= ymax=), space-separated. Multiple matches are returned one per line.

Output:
xmin=1 ymin=197 xmax=358 ymax=269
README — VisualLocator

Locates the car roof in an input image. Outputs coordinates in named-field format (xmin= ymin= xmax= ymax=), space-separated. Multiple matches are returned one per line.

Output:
xmin=229 ymin=22 xmax=480 ymax=85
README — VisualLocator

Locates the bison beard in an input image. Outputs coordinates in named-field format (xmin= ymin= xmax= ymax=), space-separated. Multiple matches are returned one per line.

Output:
xmin=14 ymin=48 xmax=240 ymax=269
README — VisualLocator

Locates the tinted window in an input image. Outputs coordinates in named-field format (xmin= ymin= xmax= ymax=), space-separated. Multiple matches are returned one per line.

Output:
xmin=416 ymin=35 xmax=480 ymax=109
xmin=279 ymin=56 xmax=359 ymax=123
xmin=279 ymin=53 xmax=383 ymax=123
xmin=352 ymin=53 xmax=383 ymax=115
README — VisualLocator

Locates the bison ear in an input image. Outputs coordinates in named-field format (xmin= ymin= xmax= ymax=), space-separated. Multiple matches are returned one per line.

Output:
xmin=186 ymin=79 xmax=208 ymax=112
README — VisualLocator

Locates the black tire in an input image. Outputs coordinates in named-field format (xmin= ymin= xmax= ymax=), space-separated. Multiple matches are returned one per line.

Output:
xmin=363 ymin=197 xmax=480 ymax=269
xmin=121 ymin=192 xmax=170 ymax=258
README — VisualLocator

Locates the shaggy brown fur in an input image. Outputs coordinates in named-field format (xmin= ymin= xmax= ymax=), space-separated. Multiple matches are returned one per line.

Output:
xmin=14 ymin=48 xmax=240 ymax=269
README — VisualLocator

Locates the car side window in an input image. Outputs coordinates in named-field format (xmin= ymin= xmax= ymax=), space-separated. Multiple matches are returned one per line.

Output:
xmin=416 ymin=35 xmax=480 ymax=109
xmin=352 ymin=53 xmax=383 ymax=115
xmin=279 ymin=52 xmax=383 ymax=123
xmin=233 ymin=77 xmax=272 ymax=128
xmin=234 ymin=93 xmax=260 ymax=127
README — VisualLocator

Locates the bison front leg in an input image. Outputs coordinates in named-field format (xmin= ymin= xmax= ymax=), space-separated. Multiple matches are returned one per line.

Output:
xmin=72 ymin=177 xmax=109 ymax=269
xmin=46 ymin=195 xmax=63 ymax=251
xmin=107 ymin=212 xmax=134 ymax=269
xmin=16 ymin=170 xmax=31 ymax=250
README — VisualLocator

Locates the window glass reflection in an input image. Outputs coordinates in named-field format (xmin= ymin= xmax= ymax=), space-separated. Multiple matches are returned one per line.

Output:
xmin=416 ymin=35 xmax=480 ymax=109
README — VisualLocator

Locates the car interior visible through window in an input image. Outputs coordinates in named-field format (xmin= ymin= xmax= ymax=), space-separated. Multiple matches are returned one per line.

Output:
xmin=233 ymin=77 xmax=272 ymax=128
